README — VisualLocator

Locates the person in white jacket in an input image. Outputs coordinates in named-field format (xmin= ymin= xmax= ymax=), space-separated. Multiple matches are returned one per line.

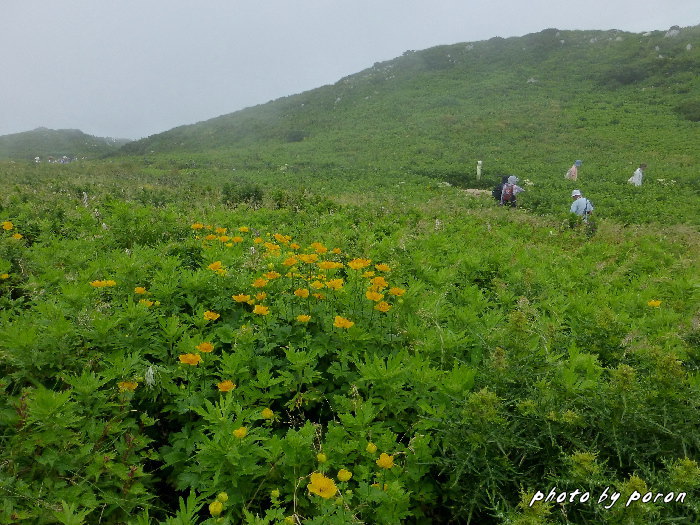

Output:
xmin=628 ymin=163 xmax=647 ymax=186
xmin=570 ymin=190 xmax=594 ymax=222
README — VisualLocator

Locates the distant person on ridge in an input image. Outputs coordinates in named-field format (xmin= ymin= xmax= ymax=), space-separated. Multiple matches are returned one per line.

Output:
xmin=565 ymin=160 xmax=582 ymax=181
xmin=492 ymin=175 xmax=509 ymax=202
xmin=500 ymin=175 xmax=524 ymax=208
xmin=570 ymin=189 xmax=593 ymax=221
xmin=628 ymin=163 xmax=647 ymax=186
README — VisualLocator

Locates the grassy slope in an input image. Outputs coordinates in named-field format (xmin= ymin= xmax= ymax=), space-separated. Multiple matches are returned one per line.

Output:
xmin=119 ymin=27 xmax=700 ymax=173
xmin=0 ymin=128 xmax=130 ymax=160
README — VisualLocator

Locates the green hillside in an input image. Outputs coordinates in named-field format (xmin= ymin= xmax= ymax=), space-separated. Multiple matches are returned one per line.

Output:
xmin=120 ymin=26 xmax=700 ymax=175
xmin=0 ymin=24 xmax=699 ymax=525
xmin=0 ymin=127 xmax=130 ymax=161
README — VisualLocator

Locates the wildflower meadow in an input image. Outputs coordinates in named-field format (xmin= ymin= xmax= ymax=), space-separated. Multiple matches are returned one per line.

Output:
xmin=0 ymin=159 xmax=698 ymax=524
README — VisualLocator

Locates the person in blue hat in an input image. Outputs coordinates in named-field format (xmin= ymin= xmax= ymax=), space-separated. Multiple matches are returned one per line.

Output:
xmin=565 ymin=160 xmax=583 ymax=181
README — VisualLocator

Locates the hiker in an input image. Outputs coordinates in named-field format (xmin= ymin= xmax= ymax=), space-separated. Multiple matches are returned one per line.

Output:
xmin=565 ymin=160 xmax=582 ymax=181
xmin=500 ymin=175 xmax=524 ymax=208
xmin=570 ymin=190 xmax=593 ymax=221
xmin=492 ymin=175 xmax=509 ymax=202
xmin=628 ymin=163 xmax=646 ymax=186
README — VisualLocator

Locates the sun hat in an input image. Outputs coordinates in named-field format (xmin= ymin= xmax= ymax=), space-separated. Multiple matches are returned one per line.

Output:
xmin=571 ymin=189 xmax=582 ymax=197
xmin=507 ymin=175 xmax=518 ymax=184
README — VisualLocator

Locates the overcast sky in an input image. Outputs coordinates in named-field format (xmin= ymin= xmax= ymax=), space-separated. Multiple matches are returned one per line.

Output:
xmin=2 ymin=1 xmax=698 ymax=139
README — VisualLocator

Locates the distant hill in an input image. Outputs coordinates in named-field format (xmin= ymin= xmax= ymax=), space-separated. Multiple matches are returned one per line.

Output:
xmin=0 ymin=128 xmax=131 ymax=161
xmin=119 ymin=25 xmax=700 ymax=182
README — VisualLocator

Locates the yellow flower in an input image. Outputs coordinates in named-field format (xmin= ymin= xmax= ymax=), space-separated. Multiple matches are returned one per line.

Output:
xmin=233 ymin=426 xmax=248 ymax=439
xmin=283 ymin=256 xmax=298 ymax=266
xmin=370 ymin=276 xmax=388 ymax=289
xmin=290 ymin=243 xmax=301 ymax=250
xmin=139 ymin=298 xmax=154 ymax=307
xmin=233 ymin=293 xmax=251 ymax=302
xmin=195 ymin=342 xmax=214 ymax=353
xmin=294 ymin=288 xmax=310 ymax=298
xmin=375 ymin=263 xmax=391 ymax=272
xmin=0 ymin=273 xmax=9 ymax=280
xmin=218 ymin=236 xmax=230 ymax=243
xmin=231 ymin=236 xmax=243 ymax=243
xmin=312 ymin=293 xmax=325 ymax=300
xmin=252 ymin=278 xmax=268 ymax=288
xmin=261 ymin=408 xmax=274 ymax=419
xmin=310 ymin=242 xmax=328 ymax=254
xmin=216 ymin=492 xmax=229 ymax=503
xmin=204 ymin=310 xmax=220 ymax=321
xmin=348 ymin=258 xmax=371 ymax=270
xmin=204 ymin=234 xmax=217 ymax=240
xmin=374 ymin=301 xmax=391 ymax=313
xmin=90 ymin=280 xmax=105 ymax=287
xmin=254 ymin=237 xmax=263 ymax=244
xmin=264 ymin=271 xmax=281 ymax=279
xmin=366 ymin=442 xmax=378 ymax=454
xmin=334 ymin=316 xmax=354 ymax=329
xmin=191 ymin=222 xmax=204 ymax=230
xmin=296 ymin=314 xmax=311 ymax=323
xmin=103 ymin=280 xmax=117 ymax=287
xmin=255 ymin=292 xmax=267 ymax=301
xmin=316 ymin=452 xmax=328 ymax=463
xmin=209 ymin=500 xmax=224 ymax=517
xmin=337 ymin=469 xmax=353 ymax=482
xmin=253 ymin=304 xmax=270 ymax=315
xmin=117 ymin=381 xmax=138 ymax=392
xmin=217 ymin=380 xmax=236 ymax=392
xmin=298 ymin=253 xmax=319 ymax=264
xmin=365 ymin=290 xmax=384 ymax=301
xmin=332 ymin=247 xmax=342 ymax=254
xmin=647 ymin=300 xmax=662 ymax=307
xmin=271 ymin=488 xmax=281 ymax=498
xmin=134 ymin=286 xmax=147 ymax=294
xmin=376 ymin=453 xmax=394 ymax=469
xmin=208 ymin=261 xmax=223 ymax=271
xmin=318 ymin=260 xmax=343 ymax=270
xmin=179 ymin=353 xmax=202 ymax=366
xmin=215 ymin=227 xmax=227 ymax=235
xmin=238 ymin=226 xmax=249 ymax=232
xmin=310 ymin=280 xmax=325 ymax=290
xmin=362 ymin=271 xmax=375 ymax=278
xmin=274 ymin=233 xmax=290 ymax=244
xmin=326 ymin=279 xmax=344 ymax=290
xmin=307 ymin=472 xmax=337 ymax=499
xmin=389 ymin=287 xmax=406 ymax=296
xmin=2 ymin=221 xmax=13 ymax=230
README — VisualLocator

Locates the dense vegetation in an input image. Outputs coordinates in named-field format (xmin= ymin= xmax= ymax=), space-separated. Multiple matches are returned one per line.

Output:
xmin=0 ymin=24 xmax=699 ymax=525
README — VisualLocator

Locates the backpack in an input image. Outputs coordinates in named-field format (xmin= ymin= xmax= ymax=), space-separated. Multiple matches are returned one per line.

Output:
xmin=492 ymin=184 xmax=502 ymax=201
xmin=501 ymin=183 xmax=514 ymax=202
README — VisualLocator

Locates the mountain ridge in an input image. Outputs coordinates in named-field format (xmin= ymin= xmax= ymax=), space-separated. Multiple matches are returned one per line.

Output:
xmin=0 ymin=127 xmax=131 ymax=161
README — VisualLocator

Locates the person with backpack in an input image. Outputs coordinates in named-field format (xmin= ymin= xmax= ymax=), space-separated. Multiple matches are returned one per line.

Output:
xmin=565 ymin=160 xmax=582 ymax=181
xmin=492 ymin=175 xmax=509 ymax=202
xmin=570 ymin=190 xmax=594 ymax=221
xmin=500 ymin=175 xmax=524 ymax=207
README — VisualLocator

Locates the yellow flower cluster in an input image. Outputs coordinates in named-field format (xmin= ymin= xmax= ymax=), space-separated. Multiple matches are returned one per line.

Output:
xmin=90 ymin=279 xmax=117 ymax=288
xmin=193 ymin=224 xmax=406 ymax=330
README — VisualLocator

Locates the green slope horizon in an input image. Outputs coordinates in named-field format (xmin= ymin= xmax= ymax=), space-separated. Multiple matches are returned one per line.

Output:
xmin=0 ymin=127 xmax=130 ymax=161
xmin=116 ymin=25 xmax=699 ymax=182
